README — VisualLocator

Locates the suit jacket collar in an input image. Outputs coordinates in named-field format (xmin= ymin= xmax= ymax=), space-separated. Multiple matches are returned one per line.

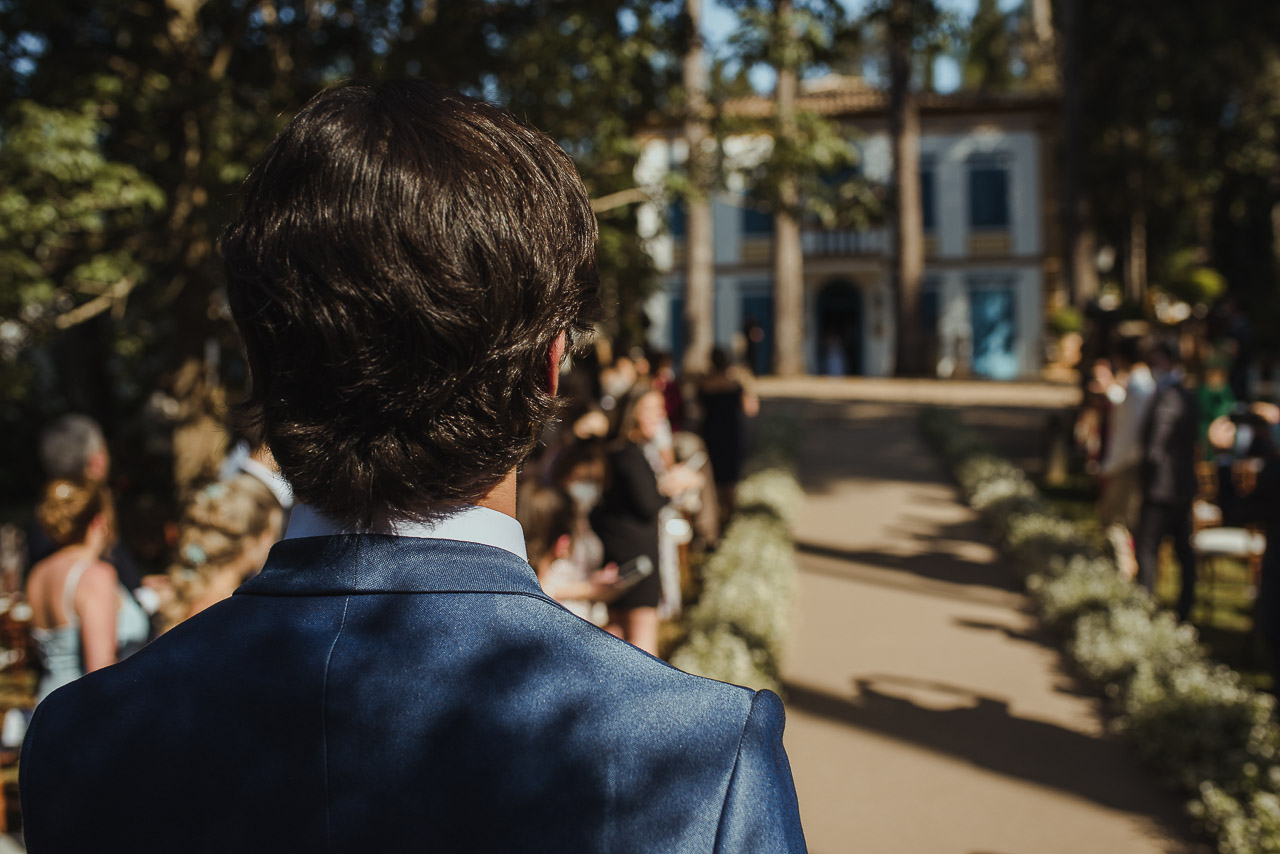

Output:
xmin=237 ymin=534 xmax=544 ymax=598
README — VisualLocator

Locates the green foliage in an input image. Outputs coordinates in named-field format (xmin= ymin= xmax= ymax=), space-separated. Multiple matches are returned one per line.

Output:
xmin=960 ymin=0 xmax=1017 ymax=93
xmin=717 ymin=0 xmax=883 ymax=227
xmin=1047 ymin=305 xmax=1084 ymax=337
xmin=1075 ymin=1 xmax=1280 ymax=323
xmin=750 ymin=110 xmax=883 ymax=228
xmin=1154 ymin=248 xmax=1228 ymax=307
xmin=0 ymin=0 xmax=683 ymax=502
xmin=0 ymin=98 xmax=163 ymax=406
xmin=921 ymin=406 xmax=1280 ymax=854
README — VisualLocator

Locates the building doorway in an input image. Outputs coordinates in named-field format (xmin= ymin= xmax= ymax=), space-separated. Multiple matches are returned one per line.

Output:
xmin=740 ymin=293 xmax=773 ymax=376
xmin=815 ymin=279 xmax=863 ymax=376
xmin=969 ymin=281 xmax=1018 ymax=379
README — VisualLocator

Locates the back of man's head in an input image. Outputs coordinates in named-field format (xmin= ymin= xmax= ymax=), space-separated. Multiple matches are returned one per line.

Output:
xmin=39 ymin=414 xmax=106 ymax=481
xmin=221 ymin=80 xmax=600 ymax=526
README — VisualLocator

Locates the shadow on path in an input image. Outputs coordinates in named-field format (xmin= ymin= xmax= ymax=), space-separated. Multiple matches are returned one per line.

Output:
xmin=796 ymin=532 xmax=1020 ymax=594
xmin=783 ymin=675 xmax=1192 ymax=838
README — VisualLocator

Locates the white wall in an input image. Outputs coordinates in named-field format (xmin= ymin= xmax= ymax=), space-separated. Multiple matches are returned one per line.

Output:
xmin=638 ymin=121 xmax=1046 ymax=377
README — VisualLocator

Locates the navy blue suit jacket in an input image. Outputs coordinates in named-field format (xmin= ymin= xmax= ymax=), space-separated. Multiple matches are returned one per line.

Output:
xmin=21 ymin=535 xmax=806 ymax=852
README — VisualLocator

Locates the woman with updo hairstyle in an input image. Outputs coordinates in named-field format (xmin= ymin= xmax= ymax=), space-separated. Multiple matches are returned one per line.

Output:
xmin=160 ymin=473 xmax=284 ymax=632
xmin=27 ymin=479 xmax=151 ymax=702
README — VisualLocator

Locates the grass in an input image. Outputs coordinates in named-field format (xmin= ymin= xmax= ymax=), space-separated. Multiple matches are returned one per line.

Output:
xmin=1039 ymin=476 xmax=1274 ymax=693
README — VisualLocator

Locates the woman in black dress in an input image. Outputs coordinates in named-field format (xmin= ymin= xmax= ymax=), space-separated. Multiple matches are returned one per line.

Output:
xmin=698 ymin=348 xmax=759 ymax=524
xmin=590 ymin=387 xmax=701 ymax=654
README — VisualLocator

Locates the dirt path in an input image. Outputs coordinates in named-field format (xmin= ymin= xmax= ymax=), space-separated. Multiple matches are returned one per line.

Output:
xmin=764 ymin=387 xmax=1201 ymax=854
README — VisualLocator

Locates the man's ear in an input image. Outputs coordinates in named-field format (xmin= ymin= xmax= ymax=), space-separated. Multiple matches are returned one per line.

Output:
xmin=552 ymin=533 xmax=573 ymax=560
xmin=547 ymin=331 xmax=567 ymax=396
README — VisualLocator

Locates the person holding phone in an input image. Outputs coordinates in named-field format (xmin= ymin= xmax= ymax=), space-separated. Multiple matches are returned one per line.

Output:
xmin=517 ymin=482 xmax=620 ymax=620
xmin=591 ymin=387 xmax=702 ymax=654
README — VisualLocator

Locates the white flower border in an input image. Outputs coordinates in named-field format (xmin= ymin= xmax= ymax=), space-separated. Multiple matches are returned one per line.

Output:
xmin=921 ymin=406 xmax=1280 ymax=853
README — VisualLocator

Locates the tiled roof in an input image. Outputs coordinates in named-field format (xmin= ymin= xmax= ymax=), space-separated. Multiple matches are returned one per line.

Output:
xmin=721 ymin=86 xmax=1058 ymax=119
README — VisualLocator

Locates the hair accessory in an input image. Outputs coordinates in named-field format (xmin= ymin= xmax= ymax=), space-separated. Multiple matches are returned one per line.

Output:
xmin=182 ymin=543 xmax=207 ymax=566
xmin=55 ymin=483 xmax=72 ymax=500
xmin=204 ymin=482 xmax=228 ymax=500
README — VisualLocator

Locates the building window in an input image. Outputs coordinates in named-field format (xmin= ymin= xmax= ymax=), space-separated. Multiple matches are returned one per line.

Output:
xmin=920 ymin=166 xmax=936 ymax=233
xmin=741 ymin=195 xmax=773 ymax=236
xmin=968 ymin=159 xmax=1010 ymax=230
xmin=669 ymin=199 xmax=686 ymax=239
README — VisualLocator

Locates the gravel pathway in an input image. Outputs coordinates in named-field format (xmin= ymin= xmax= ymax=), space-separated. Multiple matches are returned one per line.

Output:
xmin=765 ymin=385 xmax=1203 ymax=854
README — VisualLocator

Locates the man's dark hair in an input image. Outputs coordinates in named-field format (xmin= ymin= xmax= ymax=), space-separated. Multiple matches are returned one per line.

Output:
xmin=221 ymin=80 xmax=600 ymax=525
xmin=39 ymin=414 xmax=105 ymax=481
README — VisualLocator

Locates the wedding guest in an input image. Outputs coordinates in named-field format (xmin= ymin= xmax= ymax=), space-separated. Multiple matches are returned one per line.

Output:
xmin=28 ymin=415 xmax=144 ymax=594
xmin=591 ymin=388 xmax=702 ymax=653
xmin=1135 ymin=341 xmax=1201 ymax=619
xmin=651 ymin=351 xmax=685 ymax=432
xmin=1209 ymin=403 xmax=1280 ymax=687
xmin=1096 ymin=338 xmax=1156 ymax=578
xmin=550 ymin=438 xmax=611 ymax=599
xmin=218 ymin=436 xmax=294 ymax=530
xmin=699 ymin=348 xmax=759 ymax=523
xmin=159 ymin=474 xmax=284 ymax=632
xmin=517 ymin=482 xmax=618 ymax=621
xmin=25 ymin=480 xmax=149 ymax=703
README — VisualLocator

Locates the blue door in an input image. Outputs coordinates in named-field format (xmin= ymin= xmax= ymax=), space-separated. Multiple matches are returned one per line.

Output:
xmin=740 ymin=294 xmax=774 ymax=376
xmin=970 ymin=287 xmax=1018 ymax=379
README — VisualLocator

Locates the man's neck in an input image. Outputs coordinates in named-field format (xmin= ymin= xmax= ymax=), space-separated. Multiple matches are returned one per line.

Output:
xmin=473 ymin=467 xmax=518 ymax=519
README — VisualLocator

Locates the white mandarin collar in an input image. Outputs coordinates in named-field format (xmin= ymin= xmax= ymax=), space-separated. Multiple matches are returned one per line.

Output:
xmin=283 ymin=503 xmax=528 ymax=562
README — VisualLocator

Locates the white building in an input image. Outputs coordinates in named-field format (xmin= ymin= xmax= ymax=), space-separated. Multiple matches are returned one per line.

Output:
xmin=636 ymin=79 xmax=1060 ymax=379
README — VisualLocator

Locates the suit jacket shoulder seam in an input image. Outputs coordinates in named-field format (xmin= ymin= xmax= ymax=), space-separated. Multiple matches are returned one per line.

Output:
xmin=320 ymin=593 xmax=352 ymax=851
xmin=711 ymin=689 xmax=760 ymax=853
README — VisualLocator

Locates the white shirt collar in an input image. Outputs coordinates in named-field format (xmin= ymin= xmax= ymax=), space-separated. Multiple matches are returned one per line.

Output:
xmin=283 ymin=503 xmax=527 ymax=562
xmin=238 ymin=456 xmax=295 ymax=509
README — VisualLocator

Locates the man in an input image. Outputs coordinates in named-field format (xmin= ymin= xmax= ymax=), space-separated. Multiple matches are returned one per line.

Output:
xmin=1095 ymin=337 xmax=1156 ymax=578
xmin=1208 ymin=403 xmax=1280 ymax=687
xmin=28 ymin=414 xmax=144 ymax=593
xmin=21 ymin=80 xmax=805 ymax=853
xmin=1134 ymin=340 xmax=1200 ymax=620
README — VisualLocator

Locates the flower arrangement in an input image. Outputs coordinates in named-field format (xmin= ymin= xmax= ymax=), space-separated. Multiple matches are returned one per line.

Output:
xmin=670 ymin=421 xmax=802 ymax=694
xmin=920 ymin=406 xmax=1280 ymax=853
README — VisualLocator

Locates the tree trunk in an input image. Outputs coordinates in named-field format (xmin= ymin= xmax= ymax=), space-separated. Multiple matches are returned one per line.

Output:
xmin=1061 ymin=0 xmax=1097 ymax=310
xmin=890 ymin=0 xmax=926 ymax=377
xmin=1027 ymin=0 xmax=1058 ymax=89
xmin=772 ymin=0 xmax=806 ymax=377
xmin=682 ymin=0 xmax=715 ymax=376
xmin=164 ymin=89 xmax=227 ymax=498
xmin=1127 ymin=206 xmax=1147 ymax=305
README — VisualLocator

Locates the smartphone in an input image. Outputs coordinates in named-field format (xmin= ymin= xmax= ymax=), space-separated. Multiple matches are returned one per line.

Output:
xmin=613 ymin=555 xmax=655 ymax=591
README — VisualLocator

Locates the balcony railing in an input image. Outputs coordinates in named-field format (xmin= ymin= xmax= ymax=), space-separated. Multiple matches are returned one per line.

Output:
xmin=802 ymin=229 xmax=888 ymax=257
